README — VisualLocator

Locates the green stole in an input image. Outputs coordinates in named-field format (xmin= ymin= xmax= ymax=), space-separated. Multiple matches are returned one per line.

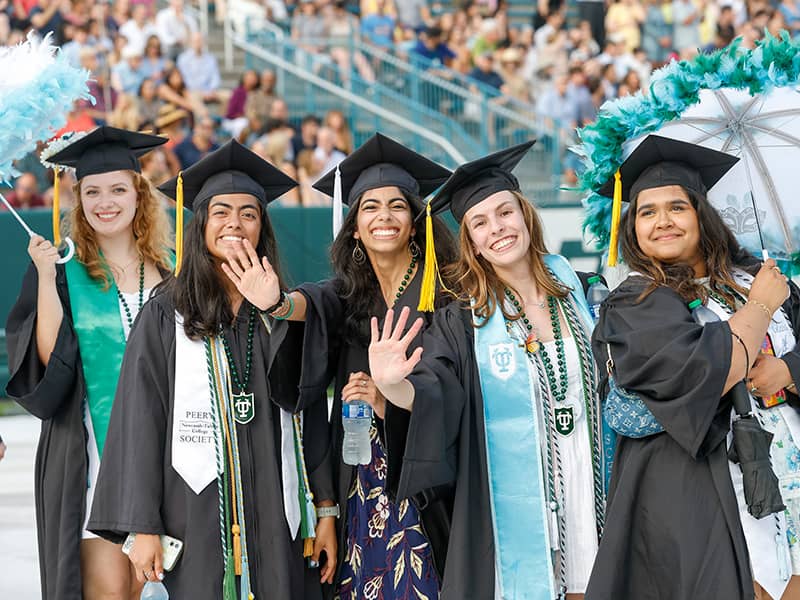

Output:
xmin=65 ymin=259 xmax=128 ymax=459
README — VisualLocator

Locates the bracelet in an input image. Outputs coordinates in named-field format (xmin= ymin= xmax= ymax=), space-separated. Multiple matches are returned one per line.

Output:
xmin=316 ymin=504 xmax=340 ymax=519
xmin=746 ymin=299 xmax=773 ymax=320
xmin=788 ymin=382 xmax=797 ymax=392
xmin=271 ymin=293 xmax=295 ymax=320
xmin=730 ymin=330 xmax=751 ymax=379
xmin=263 ymin=291 xmax=286 ymax=314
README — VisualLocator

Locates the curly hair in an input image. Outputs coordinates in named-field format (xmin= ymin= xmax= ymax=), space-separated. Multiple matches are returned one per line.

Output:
xmin=446 ymin=190 xmax=568 ymax=325
xmin=70 ymin=170 xmax=173 ymax=288
xmin=330 ymin=192 xmax=457 ymax=344
xmin=620 ymin=186 xmax=755 ymax=305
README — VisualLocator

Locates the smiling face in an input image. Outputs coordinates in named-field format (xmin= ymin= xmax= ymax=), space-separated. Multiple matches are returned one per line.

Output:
xmin=634 ymin=184 xmax=703 ymax=272
xmin=353 ymin=186 xmax=414 ymax=257
xmin=463 ymin=189 xmax=531 ymax=271
xmin=203 ymin=193 xmax=262 ymax=261
xmin=79 ymin=170 xmax=138 ymax=239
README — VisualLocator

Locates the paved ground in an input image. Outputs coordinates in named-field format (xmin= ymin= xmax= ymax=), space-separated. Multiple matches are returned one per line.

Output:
xmin=0 ymin=415 xmax=42 ymax=599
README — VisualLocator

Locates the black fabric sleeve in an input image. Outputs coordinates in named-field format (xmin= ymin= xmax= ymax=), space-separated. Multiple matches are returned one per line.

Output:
xmin=778 ymin=281 xmax=800 ymax=403
xmin=5 ymin=263 xmax=80 ymax=420
xmin=87 ymin=299 xmax=171 ymax=542
xmin=595 ymin=279 xmax=733 ymax=459
xmin=389 ymin=304 xmax=468 ymax=500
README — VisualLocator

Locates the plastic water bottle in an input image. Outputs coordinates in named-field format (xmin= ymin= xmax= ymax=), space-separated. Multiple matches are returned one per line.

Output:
xmin=140 ymin=582 xmax=169 ymax=600
xmin=342 ymin=400 xmax=372 ymax=466
xmin=586 ymin=275 xmax=610 ymax=321
xmin=688 ymin=298 xmax=720 ymax=325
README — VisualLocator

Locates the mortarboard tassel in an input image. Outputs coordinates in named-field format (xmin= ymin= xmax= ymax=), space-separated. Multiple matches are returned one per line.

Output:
xmin=232 ymin=523 xmax=242 ymax=576
xmin=607 ymin=170 xmax=622 ymax=267
xmin=175 ymin=171 xmax=184 ymax=275
xmin=52 ymin=167 xmax=61 ymax=245
xmin=417 ymin=202 xmax=438 ymax=312
xmin=332 ymin=164 xmax=343 ymax=238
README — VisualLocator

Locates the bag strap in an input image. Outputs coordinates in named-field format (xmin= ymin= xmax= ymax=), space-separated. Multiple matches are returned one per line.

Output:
xmin=605 ymin=343 xmax=614 ymax=377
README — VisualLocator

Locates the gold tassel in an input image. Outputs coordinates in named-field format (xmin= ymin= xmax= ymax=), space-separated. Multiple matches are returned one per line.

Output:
xmin=417 ymin=203 xmax=438 ymax=312
xmin=175 ymin=172 xmax=184 ymax=275
xmin=303 ymin=537 xmax=314 ymax=558
xmin=607 ymin=170 xmax=623 ymax=267
xmin=232 ymin=524 xmax=242 ymax=576
xmin=52 ymin=167 xmax=61 ymax=245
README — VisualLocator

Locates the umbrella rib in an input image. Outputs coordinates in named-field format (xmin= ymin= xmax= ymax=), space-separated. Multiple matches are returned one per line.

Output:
xmin=745 ymin=108 xmax=800 ymax=122
xmin=740 ymin=128 xmax=795 ymax=254
xmin=746 ymin=122 xmax=800 ymax=147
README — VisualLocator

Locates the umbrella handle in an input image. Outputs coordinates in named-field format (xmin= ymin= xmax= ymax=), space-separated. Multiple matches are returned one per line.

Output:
xmin=55 ymin=236 xmax=75 ymax=264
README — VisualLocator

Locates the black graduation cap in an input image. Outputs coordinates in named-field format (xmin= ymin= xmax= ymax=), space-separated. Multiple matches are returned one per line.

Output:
xmin=46 ymin=126 xmax=167 ymax=180
xmin=596 ymin=134 xmax=739 ymax=266
xmin=312 ymin=132 xmax=452 ymax=208
xmin=158 ymin=139 xmax=297 ymax=275
xmin=158 ymin=139 xmax=297 ymax=212
xmin=427 ymin=140 xmax=536 ymax=223
xmin=598 ymin=134 xmax=740 ymax=203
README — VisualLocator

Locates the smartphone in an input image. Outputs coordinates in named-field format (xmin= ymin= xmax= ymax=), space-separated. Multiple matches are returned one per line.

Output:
xmin=122 ymin=532 xmax=184 ymax=572
xmin=755 ymin=334 xmax=788 ymax=410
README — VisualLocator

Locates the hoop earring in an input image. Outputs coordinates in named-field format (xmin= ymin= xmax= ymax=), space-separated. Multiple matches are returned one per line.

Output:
xmin=352 ymin=240 xmax=366 ymax=264
xmin=409 ymin=240 xmax=421 ymax=258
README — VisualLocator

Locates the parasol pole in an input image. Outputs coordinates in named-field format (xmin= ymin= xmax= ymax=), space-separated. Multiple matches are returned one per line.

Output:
xmin=739 ymin=141 xmax=770 ymax=262
xmin=0 ymin=192 xmax=74 ymax=263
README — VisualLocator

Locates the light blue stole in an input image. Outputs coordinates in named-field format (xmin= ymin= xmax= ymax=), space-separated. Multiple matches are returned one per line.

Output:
xmin=473 ymin=254 xmax=612 ymax=599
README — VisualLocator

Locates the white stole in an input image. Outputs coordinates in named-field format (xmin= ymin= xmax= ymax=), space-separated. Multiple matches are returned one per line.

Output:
xmin=172 ymin=313 xmax=300 ymax=538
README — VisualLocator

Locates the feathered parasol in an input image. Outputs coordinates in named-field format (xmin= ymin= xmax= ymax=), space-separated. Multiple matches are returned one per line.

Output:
xmin=0 ymin=31 xmax=93 ymax=261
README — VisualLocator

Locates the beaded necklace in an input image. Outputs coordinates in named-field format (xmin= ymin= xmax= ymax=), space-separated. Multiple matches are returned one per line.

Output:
xmin=502 ymin=284 xmax=606 ymax=596
xmin=116 ymin=261 xmax=145 ymax=329
xmin=220 ymin=305 xmax=257 ymax=425
xmin=392 ymin=254 xmax=417 ymax=306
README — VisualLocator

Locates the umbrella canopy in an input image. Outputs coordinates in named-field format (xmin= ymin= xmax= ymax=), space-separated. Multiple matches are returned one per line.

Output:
xmin=624 ymin=86 xmax=800 ymax=264
xmin=577 ymin=32 xmax=800 ymax=273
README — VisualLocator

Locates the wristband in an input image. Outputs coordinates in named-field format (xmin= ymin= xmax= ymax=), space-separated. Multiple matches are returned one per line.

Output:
xmin=316 ymin=504 xmax=340 ymax=519
xmin=263 ymin=291 xmax=286 ymax=315
xmin=271 ymin=293 xmax=295 ymax=320
xmin=730 ymin=330 xmax=750 ymax=378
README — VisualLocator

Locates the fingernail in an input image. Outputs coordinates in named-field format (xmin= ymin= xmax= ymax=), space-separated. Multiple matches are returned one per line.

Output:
xmin=158 ymin=572 xmax=164 ymax=580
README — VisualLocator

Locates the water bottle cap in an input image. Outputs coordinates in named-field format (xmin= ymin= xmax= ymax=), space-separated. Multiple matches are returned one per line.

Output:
xmin=587 ymin=275 xmax=601 ymax=284
xmin=688 ymin=299 xmax=703 ymax=309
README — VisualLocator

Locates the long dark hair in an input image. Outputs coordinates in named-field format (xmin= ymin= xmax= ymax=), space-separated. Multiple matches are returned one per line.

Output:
xmin=168 ymin=202 xmax=287 ymax=339
xmin=621 ymin=186 xmax=755 ymax=305
xmin=330 ymin=192 xmax=457 ymax=344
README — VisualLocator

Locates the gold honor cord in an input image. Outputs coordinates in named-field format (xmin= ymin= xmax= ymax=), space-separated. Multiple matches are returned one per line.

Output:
xmin=209 ymin=338 xmax=243 ymax=576
xmin=607 ymin=170 xmax=622 ymax=267
xmin=175 ymin=172 xmax=184 ymax=275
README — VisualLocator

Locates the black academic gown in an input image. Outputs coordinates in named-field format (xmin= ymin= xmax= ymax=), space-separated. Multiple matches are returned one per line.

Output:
xmin=297 ymin=270 xmax=453 ymax=583
xmin=384 ymin=272 xmax=606 ymax=600
xmin=87 ymin=291 xmax=334 ymax=600
xmin=585 ymin=275 xmax=791 ymax=600
xmin=5 ymin=264 xmax=87 ymax=600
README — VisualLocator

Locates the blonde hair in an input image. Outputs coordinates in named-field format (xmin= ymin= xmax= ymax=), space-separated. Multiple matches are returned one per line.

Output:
xmin=446 ymin=190 xmax=567 ymax=324
xmin=70 ymin=170 xmax=173 ymax=287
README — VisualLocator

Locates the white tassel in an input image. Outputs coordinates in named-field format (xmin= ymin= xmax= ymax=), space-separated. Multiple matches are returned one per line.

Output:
xmin=332 ymin=164 xmax=343 ymax=238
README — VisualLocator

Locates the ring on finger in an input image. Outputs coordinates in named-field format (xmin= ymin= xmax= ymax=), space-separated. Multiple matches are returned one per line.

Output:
xmin=361 ymin=380 xmax=367 ymax=387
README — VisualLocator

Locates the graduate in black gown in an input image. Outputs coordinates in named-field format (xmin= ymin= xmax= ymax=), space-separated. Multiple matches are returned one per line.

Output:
xmin=261 ymin=133 xmax=458 ymax=598
xmin=87 ymin=140 xmax=337 ymax=600
xmin=583 ymin=136 xmax=794 ymax=600
xmin=5 ymin=127 xmax=172 ymax=600
xmin=368 ymin=143 xmax=611 ymax=600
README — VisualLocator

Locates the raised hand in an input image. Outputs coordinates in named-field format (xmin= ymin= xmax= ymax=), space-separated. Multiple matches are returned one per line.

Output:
xmin=368 ymin=307 xmax=424 ymax=389
xmin=27 ymin=234 xmax=60 ymax=279
xmin=750 ymin=258 xmax=790 ymax=315
xmin=220 ymin=238 xmax=281 ymax=311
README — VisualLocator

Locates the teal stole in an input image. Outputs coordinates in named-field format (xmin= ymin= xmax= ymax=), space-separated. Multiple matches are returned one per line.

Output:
xmin=473 ymin=254 xmax=609 ymax=599
xmin=65 ymin=259 xmax=128 ymax=459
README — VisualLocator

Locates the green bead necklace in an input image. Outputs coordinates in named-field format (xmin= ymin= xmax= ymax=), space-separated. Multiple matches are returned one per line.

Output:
xmin=220 ymin=305 xmax=257 ymax=395
xmin=392 ymin=255 xmax=417 ymax=305
xmin=504 ymin=288 xmax=569 ymax=403
xmin=116 ymin=261 xmax=145 ymax=329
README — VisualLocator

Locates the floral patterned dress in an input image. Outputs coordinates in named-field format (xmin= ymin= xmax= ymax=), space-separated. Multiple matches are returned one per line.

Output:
xmin=336 ymin=426 xmax=440 ymax=600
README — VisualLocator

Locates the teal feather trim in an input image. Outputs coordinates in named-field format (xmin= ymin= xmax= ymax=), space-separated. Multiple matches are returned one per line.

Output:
xmin=0 ymin=32 xmax=92 ymax=182
xmin=576 ymin=32 xmax=800 ymax=250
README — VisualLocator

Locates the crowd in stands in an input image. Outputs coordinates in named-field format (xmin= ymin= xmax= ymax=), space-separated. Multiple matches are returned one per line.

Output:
xmin=0 ymin=0 xmax=796 ymax=205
